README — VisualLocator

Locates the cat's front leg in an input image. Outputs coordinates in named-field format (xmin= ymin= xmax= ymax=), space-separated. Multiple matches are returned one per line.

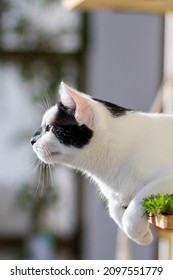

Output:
xmin=122 ymin=173 xmax=173 ymax=245
xmin=122 ymin=199 xmax=152 ymax=245
xmin=109 ymin=197 xmax=152 ymax=245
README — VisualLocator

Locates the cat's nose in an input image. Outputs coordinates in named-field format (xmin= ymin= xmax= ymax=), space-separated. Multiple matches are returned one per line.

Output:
xmin=31 ymin=138 xmax=36 ymax=146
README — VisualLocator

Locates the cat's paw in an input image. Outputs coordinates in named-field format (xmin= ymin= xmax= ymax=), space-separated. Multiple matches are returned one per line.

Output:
xmin=135 ymin=230 xmax=153 ymax=245
xmin=122 ymin=207 xmax=153 ymax=245
xmin=123 ymin=219 xmax=153 ymax=245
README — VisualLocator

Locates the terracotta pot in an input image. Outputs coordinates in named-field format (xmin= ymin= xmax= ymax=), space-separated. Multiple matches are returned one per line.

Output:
xmin=148 ymin=214 xmax=173 ymax=229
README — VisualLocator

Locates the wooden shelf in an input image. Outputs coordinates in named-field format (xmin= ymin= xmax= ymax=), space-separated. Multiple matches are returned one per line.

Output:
xmin=62 ymin=0 xmax=173 ymax=13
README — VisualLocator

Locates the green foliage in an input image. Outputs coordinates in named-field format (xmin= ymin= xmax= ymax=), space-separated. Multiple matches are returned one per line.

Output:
xmin=16 ymin=180 xmax=58 ymax=232
xmin=142 ymin=194 xmax=173 ymax=216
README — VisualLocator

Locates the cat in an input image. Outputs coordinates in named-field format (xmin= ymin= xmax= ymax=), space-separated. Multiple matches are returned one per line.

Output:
xmin=31 ymin=82 xmax=173 ymax=245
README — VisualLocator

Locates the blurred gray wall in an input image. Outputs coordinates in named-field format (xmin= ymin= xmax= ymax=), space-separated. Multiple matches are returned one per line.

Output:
xmin=83 ymin=11 xmax=164 ymax=259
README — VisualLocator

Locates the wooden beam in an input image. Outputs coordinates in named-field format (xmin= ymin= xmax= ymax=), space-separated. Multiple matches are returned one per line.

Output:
xmin=0 ymin=50 xmax=80 ymax=61
xmin=62 ymin=0 xmax=173 ymax=13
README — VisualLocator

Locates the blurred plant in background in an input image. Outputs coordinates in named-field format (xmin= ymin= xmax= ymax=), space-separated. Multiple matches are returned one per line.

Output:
xmin=0 ymin=0 xmax=83 ymax=101
xmin=16 ymin=180 xmax=58 ymax=233
xmin=0 ymin=0 xmax=86 ymax=259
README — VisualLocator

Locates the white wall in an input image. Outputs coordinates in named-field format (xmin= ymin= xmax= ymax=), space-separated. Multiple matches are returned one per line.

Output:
xmin=83 ymin=11 xmax=164 ymax=259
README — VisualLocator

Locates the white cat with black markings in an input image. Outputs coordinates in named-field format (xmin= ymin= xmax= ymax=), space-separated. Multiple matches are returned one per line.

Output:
xmin=31 ymin=82 xmax=173 ymax=245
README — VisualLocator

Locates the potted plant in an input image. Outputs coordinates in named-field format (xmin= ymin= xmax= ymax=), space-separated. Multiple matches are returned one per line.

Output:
xmin=142 ymin=194 xmax=173 ymax=229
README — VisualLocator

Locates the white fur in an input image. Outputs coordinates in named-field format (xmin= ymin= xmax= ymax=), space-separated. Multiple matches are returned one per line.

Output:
xmin=33 ymin=84 xmax=173 ymax=245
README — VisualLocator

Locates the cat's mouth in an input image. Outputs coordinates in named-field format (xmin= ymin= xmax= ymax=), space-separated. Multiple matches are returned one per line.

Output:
xmin=50 ymin=151 xmax=60 ymax=156
xmin=45 ymin=150 xmax=61 ymax=161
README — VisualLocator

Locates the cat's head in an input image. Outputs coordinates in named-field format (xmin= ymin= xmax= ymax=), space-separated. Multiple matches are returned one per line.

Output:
xmin=31 ymin=82 xmax=101 ymax=166
xmin=31 ymin=82 xmax=129 ymax=167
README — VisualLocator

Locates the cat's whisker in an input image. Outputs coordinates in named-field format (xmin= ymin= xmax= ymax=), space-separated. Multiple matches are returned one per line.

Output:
xmin=47 ymin=162 xmax=55 ymax=188
xmin=32 ymin=157 xmax=40 ymax=174
xmin=41 ymin=163 xmax=46 ymax=196
xmin=30 ymin=155 xmax=38 ymax=163
xmin=33 ymin=145 xmax=48 ymax=194
xmin=43 ymin=146 xmax=56 ymax=168
xmin=27 ymin=156 xmax=40 ymax=174
xmin=34 ymin=162 xmax=43 ymax=197
xmin=44 ymin=91 xmax=51 ymax=109
xmin=42 ymin=90 xmax=51 ymax=111
xmin=45 ymin=164 xmax=48 ymax=191
xmin=40 ymin=146 xmax=55 ymax=188
xmin=46 ymin=164 xmax=51 ymax=189
xmin=32 ymin=160 xmax=41 ymax=175
xmin=42 ymin=94 xmax=49 ymax=112
xmin=34 ymin=149 xmax=53 ymax=197
xmin=42 ymin=147 xmax=55 ymax=186
xmin=38 ymin=104 xmax=47 ymax=113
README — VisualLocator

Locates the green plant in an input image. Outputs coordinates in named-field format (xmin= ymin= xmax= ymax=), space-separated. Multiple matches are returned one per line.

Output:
xmin=142 ymin=194 xmax=173 ymax=216
xmin=16 ymin=181 xmax=58 ymax=232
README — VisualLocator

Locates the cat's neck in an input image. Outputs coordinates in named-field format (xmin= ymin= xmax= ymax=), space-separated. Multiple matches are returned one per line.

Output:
xmin=70 ymin=111 xmax=140 ymax=190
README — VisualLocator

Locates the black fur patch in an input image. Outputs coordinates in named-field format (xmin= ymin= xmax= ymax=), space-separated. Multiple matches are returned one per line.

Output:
xmin=93 ymin=98 xmax=131 ymax=117
xmin=52 ymin=102 xmax=93 ymax=148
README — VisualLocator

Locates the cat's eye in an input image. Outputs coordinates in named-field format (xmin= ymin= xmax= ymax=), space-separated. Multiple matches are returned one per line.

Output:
xmin=45 ymin=125 xmax=51 ymax=132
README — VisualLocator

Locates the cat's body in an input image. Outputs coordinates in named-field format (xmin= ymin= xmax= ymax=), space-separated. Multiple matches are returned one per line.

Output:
xmin=31 ymin=82 xmax=173 ymax=245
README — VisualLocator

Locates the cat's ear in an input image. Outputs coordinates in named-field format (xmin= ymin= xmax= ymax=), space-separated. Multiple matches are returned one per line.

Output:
xmin=59 ymin=82 xmax=93 ymax=129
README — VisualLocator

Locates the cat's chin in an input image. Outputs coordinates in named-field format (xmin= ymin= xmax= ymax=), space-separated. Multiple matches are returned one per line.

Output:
xmin=36 ymin=151 xmax=61 ymax=164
